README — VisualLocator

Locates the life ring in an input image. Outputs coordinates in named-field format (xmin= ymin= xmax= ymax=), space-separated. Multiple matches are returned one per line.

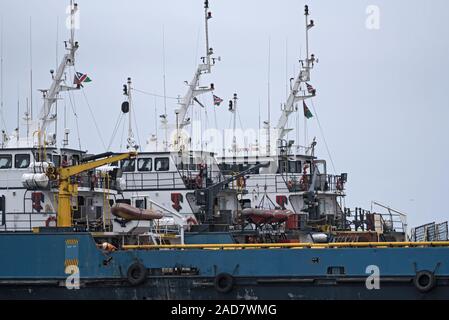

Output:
xmin=45 ymin=216 xmax=57 ymax=227
xmin=127 ymin=262 xmax=148 ymax=286
xmin=414 ymin=270 xmax=436 ymax=293
xmin=237 ymin=176 xmax=246 ymax=189
xmin=214 ymin=273 xmax=234 ymax=294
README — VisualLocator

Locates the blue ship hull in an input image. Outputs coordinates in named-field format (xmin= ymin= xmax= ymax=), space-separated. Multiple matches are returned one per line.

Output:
xmin=1 ymin=232 xmax=448 ymax=300
xmin=2 ymin=277 xmax=449 ymax=300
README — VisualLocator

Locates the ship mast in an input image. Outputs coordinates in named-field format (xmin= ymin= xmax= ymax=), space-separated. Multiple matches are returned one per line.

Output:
xmin=35 ymin=0 xmax=80 ymax=148
xmin=172 ymin=0 xmax=218 ymax=152
xmin=275 ymin=5 xmax=316 ymax=147
xmin=230 ymin=93 xmax=238 ymax=155
xmin=123 ymin=77 xmax=138 ymax=151
xmin=0 ymin=16 xmax=8 ymax=147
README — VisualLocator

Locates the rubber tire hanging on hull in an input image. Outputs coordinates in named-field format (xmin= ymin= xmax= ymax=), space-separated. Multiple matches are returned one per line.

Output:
xmin=214 ymin=273 xmax=234 ymax=294
xmin=414 ymin=270 xmax=436 ymax=293
xmin=127 ymin=262 xmax=148 ymax=286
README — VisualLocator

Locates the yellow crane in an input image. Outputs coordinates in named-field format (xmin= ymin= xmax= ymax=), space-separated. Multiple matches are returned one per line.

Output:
xmin=46 ymin=152 xmax=137 ymax=227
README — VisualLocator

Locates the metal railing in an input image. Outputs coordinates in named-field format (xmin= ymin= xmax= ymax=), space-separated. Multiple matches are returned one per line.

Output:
xmin=411 ymin=221 xmax=448 ymax=242
xmin=48 ymin=171 xmax=118 ymax=191
xmin=343 ymin=208 xmax=407 ymax=234
xmin=123 ymin=241 xmax=449 ymax=251
xmin=238 ymin=173 xmax=345 ymax=194
xmin=283 ymin=174 xmax=345 ymax=193
xmin=123 ymin=170 xmax=224 ymax=191
xmin=0 ymin=212 xmax=56 ymax=232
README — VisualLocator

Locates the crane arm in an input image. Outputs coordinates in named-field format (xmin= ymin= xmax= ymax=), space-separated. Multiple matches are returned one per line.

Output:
xmin=50 ymin=151 xmax=137 ymax=228
xmin=58 ymin=152 xmax=137 ymax=179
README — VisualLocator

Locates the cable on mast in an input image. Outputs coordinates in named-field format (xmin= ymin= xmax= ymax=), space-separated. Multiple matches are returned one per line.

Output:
xmin=266 ymin=38 xmax=271 ymax=156
xmin=29 ymin=16 xmax=33 ymax=123
xmin=0 ymin=16 xmax=7 ymax=134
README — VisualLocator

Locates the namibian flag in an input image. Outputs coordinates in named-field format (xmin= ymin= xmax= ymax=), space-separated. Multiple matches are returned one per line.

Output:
xmin=213 ymin=94 xmax=223 ymax=106
xmin=303 ymin=101 xmax=313 ymax=119
xmin=74 ymin=72 xmax=92 ymax=87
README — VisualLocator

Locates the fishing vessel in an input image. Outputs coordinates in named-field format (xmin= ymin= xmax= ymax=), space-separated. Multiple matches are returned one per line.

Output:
xmin=213 ymin=6 xmax=410 ymax=244
xmin=106 ymin=0 xmax=244 ymax=241
xmin=0 ymin=1 xmax=448 ymax=300
xmin=0 ymin=1 xmax=122 ymax=233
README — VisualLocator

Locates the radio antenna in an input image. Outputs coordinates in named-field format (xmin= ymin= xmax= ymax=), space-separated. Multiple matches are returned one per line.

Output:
xmin=29 ymin=16 xmax=33 ymax=121
xmin=0 ymin=16 xmax=5 ymax=132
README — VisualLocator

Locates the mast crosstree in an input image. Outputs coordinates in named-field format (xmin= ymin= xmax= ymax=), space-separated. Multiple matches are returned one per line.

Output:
xmin=275 ymin=5 xmax=317 ymax=146
xmin=171 ymin=0 xmax=219 ymax=152
xmin=35 ymin=0 xmax=80 ymax=149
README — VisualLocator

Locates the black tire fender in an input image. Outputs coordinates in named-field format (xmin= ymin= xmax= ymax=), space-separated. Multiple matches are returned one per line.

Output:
xmin=214 ymin=273 xmax=234 ymax=294
xmin=127 ymin=262 xmax=147 ymax=286
xmin=414 ymin=270 xmax=436 ymax=293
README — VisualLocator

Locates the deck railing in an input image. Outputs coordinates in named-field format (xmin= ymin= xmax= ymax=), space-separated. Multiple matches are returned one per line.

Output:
xmin=0 ymin=212 xmax=56 ymax=232
xmin=343 ymin=208 xmax=407 ymax=234
xmin=123 ymin=170 xmax=224 ymax=191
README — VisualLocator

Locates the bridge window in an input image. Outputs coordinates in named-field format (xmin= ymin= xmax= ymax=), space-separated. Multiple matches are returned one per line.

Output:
xmin=0 ymin=155 xmax=12 ymax=169
xmin=288 ymin=160 xmax=302 ymax=173
xmin=137 ymin=158 xmax=152 ymax=172
xmin=116 ymin=199 xmax=131 ymax=205
xmin=240 ymin=199 xmax=252 ymax=209
xmin=15 ymin=154 xmax=30 ymax=169
xmin=121 ymin=159 xmax=136 ymax=172
xmin=71 ymin=154 xmax=80 ymax=165
xmin=278 ymin=160 xmax=287 ymax=173
xmin=135 ymin=199 xmax=146 ymax=209
xmin=155 ymin=157 xmax=170 ymax=171
xmin=53 ymin=155 xmax=61 ymax=167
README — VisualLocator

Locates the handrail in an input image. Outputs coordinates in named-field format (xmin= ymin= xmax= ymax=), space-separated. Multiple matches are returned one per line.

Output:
xmin=122 ymin=241 xmax=449 ymax=251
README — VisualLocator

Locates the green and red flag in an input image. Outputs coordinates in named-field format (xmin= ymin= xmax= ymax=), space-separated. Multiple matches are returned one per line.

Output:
xmin=213 ymin=94 xmax=223 ymax=106
xmin=303 ymin=101 xmax=313 ymax=119
xmin=74 ymin=72 xmax=92 ymax=88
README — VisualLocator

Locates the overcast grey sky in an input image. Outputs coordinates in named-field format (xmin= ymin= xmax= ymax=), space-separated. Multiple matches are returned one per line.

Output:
xmin=0 ymin=0 xmax=448 ymax=229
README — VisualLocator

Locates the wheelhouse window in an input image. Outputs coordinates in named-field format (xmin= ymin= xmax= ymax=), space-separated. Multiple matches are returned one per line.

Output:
xmin=33 ymin=152 xmax=48 ymax=162
xmin=155 ymin=157 xmax=170 ymax=171
xmin=15 ymin=154 xmax=30 ymax=169
xmin=137 ymin=158 xmax=152 ymax=172
xmin=121 ymin=159 xmax=136 ymax=172
xmin=71 ymin=154 xmax=80 ymax=165
xmin=0 ymin=155 xmax=12 ymax=169
xmin=53 ymin=155 xmax=61 ymax=167
xmin=288 ymin=160 xmax=302 ymax=173
xmin=135 ymin=199 xmax=146 ymax=209
xmin=278 ymin=160 xmax=288 ymax=173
